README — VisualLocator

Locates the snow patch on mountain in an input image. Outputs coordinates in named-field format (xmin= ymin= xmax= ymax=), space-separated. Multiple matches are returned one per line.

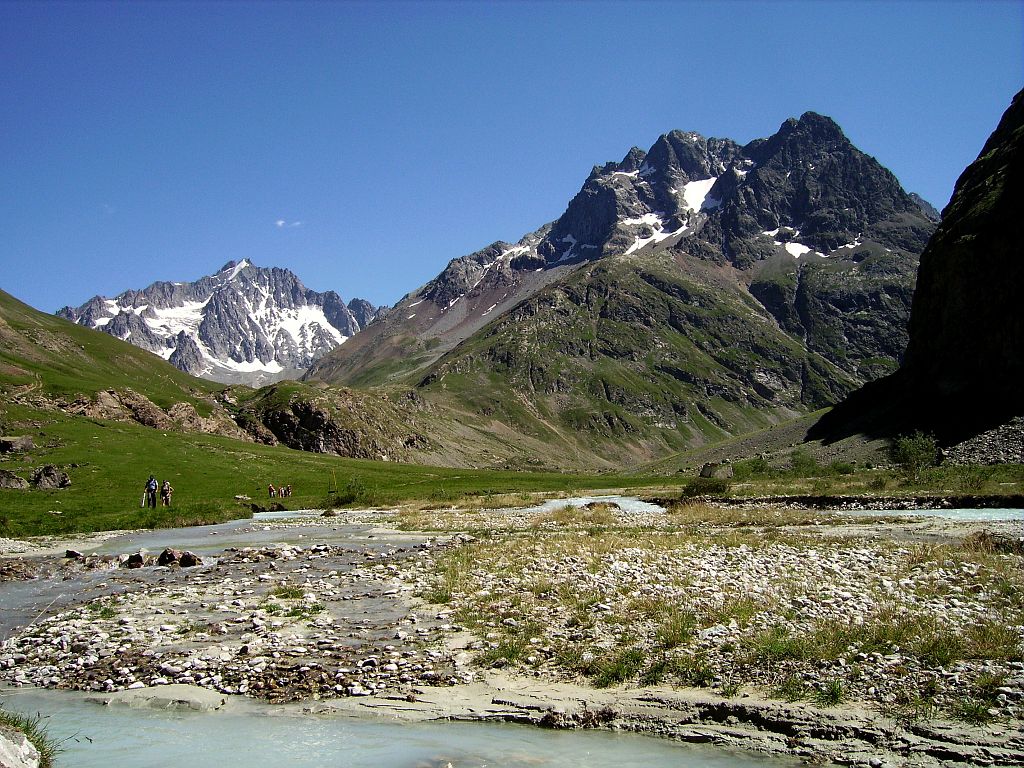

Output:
xmin=682 ymin=177 xmax=720 ymax=212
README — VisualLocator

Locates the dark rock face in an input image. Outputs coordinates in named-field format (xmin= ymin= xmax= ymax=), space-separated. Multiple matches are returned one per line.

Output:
xmin=909 ymin=193 xmax=941 ymax=222
xmin=58 ymin=261 xmax=382 ymax=385
xmin=810 ymin=88 xmax=1024 ymax=449
xmin=168 ymin=331 xmax=204 ymax=373
xmin=344 ymin=298 xmax=382 ymax=331
xmin=903 ymin=88 xmax=1024 ymax=402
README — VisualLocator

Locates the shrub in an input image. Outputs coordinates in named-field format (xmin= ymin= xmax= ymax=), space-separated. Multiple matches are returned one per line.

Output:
xmin=867 ymin=474 xmax=889 ymax=492
xmin=889 ymin=432 xmax=940 ymax=482
xmin=681 ymin=476 xmax=730 ymax=497
xmin=731 ymin=457 xmax=772 ymax=480
xmin=789 ymin=448 xmax=822 ymax=477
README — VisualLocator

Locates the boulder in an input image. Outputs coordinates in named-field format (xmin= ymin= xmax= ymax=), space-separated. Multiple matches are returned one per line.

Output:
xmin=122 ymin=552 xmax=146 ymax=569
xmin=0 ymin=470 xmax=29 ymax=490
xmin=157 ymin=548 xmax=181 ymax=566
xmin=178 ymin=551 xmax=201 ymax=568
xmin=0 ymin=435 xmax=34 ymax=454
xmin=0 ymin=724 xmax=40 ymax=768
xmin=30 ymin=465 xmax=70 ymax=489
xmin=699 ymin=462 xmax=734 ymax=479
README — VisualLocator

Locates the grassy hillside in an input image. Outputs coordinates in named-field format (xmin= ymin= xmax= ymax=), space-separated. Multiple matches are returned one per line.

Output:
xmin=0 ymin=288 xmax=220 ymax=409
xmin=414 ymin=251 xmax=858 ymax=465
xmin=0 ymin=288 xmax=675 ymax=536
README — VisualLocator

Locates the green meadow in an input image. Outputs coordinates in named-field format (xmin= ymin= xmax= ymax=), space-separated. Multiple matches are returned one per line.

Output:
xmin=0 ymin=402 xmax=668 ymax=537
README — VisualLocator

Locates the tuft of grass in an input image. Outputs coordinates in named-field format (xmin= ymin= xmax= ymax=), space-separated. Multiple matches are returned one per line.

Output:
xmin=964 ymin=620 xmax=1022 ymax=661
xmin=653 ymin=608 xmax=697 ymax=650
xmin=770 ymin=674 xmax=809 ymax=702
xmin=915 ymin=631 xmax=965 ymax=667
xmin=813 ymin=678 xmax=845 ymax=707
xmin=0 ymin=707 xmax=62 ymax=768
xmin=749 ymin=625 xmax=811 ymax=662
xmin=270 ymin=585 xmax=304 ymax=600
xmin=590 ymin=646 xmax=647 ymax=688
xmin=950 ymin=698 xmax=997 ymax=725
xmin=478 ymin=636 xmax=532 ymax=668
xmin=422 ymin=547 xmax=475 ymax=605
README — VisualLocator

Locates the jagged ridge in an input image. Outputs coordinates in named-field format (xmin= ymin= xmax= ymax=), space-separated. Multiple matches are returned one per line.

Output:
xmin=59 ymin=260 xmax=383 ymax=386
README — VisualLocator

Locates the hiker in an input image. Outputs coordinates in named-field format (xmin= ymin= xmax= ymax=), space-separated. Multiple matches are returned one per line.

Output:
xmin=285 ymin=484 xmax=292 ymax=497
xmin=160 ymin=479 xmax=173 ymax=507
xmin=268 ymin=483 xmax=276 ymax=498
xmin=145 ymin=475 xmax=158 ymax=508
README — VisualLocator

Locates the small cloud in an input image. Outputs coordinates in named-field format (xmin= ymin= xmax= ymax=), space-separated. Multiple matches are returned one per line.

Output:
xmin=275 ymin=219 xmax=302 ymax=228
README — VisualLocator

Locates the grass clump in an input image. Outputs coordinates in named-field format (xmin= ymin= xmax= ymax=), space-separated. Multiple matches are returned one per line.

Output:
xmin=590 ymin=646 xmax=647 ymax=688
xmin=813 ymin=678 xmax=846 ymax=706
xmin=0 ymin=707 xmax=62 ymax=768
xmin=422 ymin=547 xmax=475 ymax=605
xmin=269 ymin=585 xmax=305 ymax=600
xmin=770 ymin=673 xmax=809 ymax=702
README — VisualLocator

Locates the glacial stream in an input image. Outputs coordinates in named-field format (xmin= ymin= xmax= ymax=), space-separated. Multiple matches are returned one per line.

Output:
xmin=2 ymin=687 xmax=793 ymax=768
xmin=3 ymin=497 xmax=1021 ymax=766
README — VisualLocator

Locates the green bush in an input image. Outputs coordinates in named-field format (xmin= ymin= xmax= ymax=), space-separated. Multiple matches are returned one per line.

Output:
xmin=731 ymin=456 xmax=772 ymax=480
xmin=889 ymin=432 xmax=940 ymax=482
xmin=789 ymin=448 xmax=823 ymax=477
xmin=681 ymin=476 xmax=730 ymax=497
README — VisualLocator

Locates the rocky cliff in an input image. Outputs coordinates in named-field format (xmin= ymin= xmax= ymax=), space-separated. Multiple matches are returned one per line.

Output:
xmin=809 ymin=88 xmax=1024 ymax=452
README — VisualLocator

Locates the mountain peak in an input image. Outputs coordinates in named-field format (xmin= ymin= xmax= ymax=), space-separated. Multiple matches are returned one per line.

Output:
xmin=218 ymin=259 xmax=254 ymax=280
xmin=60 ymin=261 xmax=383 ymax=385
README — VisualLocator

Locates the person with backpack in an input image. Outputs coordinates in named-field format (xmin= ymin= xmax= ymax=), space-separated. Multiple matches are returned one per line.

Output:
xmin=145 ymin=475 xmax=158 ymax=508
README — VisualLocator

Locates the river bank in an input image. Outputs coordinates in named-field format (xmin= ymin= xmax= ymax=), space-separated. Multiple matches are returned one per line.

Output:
xmin=1 ymin=500 xmax=1022 ymax=766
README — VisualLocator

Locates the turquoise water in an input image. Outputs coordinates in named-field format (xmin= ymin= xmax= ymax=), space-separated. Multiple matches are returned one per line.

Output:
xmin=3 ymin=689 xmax=793 ymax=768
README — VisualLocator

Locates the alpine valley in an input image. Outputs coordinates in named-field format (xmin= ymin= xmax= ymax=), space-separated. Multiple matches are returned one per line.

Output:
xmin=302 ymin=112 xmax=938 ymax=467
xmin=58 ymin=260 xmax=382 ymax=387
xmin=43 ymin=111 xmax=947 ymax=470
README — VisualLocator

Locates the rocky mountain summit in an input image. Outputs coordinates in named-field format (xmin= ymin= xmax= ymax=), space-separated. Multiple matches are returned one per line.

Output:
xmin=59 ymin=261 xmax=382 ymax=386
xmin=309 ymin=113 xmax=937 ymax=459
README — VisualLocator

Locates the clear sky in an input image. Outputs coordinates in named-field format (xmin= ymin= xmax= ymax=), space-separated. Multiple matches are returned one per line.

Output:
xmin=2 ymin=0 xmax=1022 ymax=313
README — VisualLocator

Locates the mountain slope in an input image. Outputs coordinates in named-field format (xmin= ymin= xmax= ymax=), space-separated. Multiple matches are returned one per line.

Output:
xmin=309 ymin=113 xmax=935 ymax=457
xmin=809 ymin=87 xmax=1024 ymax=452
xmin=59 ymin=260 xmax=382 ymax=386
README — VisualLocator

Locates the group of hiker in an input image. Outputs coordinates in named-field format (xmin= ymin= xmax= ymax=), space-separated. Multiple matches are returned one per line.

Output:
xmin=143 ymin=475 xmax=173 ymax=508
xmin=140 ymin=475 xmax=296 ymax=508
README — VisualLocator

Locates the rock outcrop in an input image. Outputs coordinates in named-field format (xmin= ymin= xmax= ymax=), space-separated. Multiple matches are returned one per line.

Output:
xmin=810 ymin=88 xmax=1024 ymax=450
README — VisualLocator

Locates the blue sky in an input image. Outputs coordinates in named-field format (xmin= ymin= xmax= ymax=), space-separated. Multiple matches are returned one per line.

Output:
xmin=2 ymin=1 xmax=1021 ymax=313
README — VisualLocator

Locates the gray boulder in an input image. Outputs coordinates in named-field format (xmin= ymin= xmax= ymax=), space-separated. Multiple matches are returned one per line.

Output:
xmin=0 ymin=436 xmax=34 ymax=454
xmin=30 ymin=465 xmax=70 ymax=489
xmin=0 ymin=470 xmax=28 ymax=490
xmin=0 ymin=724 xmax=40 ymax=768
